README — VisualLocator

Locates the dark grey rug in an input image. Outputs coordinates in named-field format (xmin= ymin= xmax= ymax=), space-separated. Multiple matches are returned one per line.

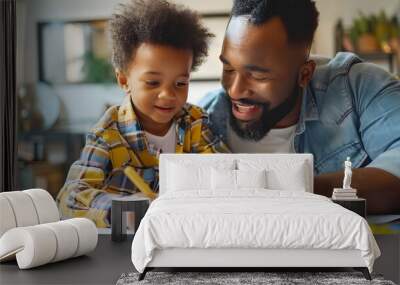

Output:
xmin=116 ymin=271 xmax=396 ymax=285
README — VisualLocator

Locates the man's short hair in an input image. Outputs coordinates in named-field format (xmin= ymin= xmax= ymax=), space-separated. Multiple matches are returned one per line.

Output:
xmin=232 ymin=0 xmax=319 ymax=46
xmin=110 ymin=0 xmax=213 ymax=72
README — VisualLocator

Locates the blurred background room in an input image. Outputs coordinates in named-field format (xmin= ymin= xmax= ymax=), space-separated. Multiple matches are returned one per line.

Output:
xmin=15 ymin=0 xmax=400 ymax=198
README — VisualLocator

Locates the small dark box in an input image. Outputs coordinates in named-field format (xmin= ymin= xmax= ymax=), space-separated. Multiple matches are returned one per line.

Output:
xmin=331 ymin=198 xmax=367 ymax=218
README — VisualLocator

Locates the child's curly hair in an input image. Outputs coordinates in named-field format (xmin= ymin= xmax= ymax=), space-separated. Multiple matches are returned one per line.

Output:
xmin=109 ymin=0 xmax=213 ymax=72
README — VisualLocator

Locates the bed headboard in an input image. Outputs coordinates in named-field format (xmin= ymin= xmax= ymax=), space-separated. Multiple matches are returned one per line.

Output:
xmin=159 ymin=153 xmax=314 ymax=195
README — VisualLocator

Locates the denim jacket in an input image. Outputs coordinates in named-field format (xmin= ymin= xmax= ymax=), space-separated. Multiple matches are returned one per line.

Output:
xmin=199 ymin=52 xmax=400 ymax=177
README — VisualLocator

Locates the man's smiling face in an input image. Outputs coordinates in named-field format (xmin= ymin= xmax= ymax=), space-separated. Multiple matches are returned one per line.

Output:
xmin=220 ymin=16 xmax=310 ymax=141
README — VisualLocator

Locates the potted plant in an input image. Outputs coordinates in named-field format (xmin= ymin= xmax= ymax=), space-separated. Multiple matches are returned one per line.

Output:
xmin=349 ymin=12 xmax=380 ymax=53
xmin=348 ymin=11 xmax=400 ymax=54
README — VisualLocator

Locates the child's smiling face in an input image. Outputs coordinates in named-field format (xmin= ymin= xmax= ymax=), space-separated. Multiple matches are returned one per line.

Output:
xmin=117 ymin=43 xmax=193 ymax=135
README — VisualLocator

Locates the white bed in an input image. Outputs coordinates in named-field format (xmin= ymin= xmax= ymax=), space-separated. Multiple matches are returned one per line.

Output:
xmin=131 ymin=154 xmax=380 ymax=280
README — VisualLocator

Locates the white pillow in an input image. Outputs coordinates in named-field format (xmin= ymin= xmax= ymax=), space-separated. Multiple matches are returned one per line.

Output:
xmin=211 ymin=168 xmax=236 ymax=190
xmin=237 ymin=169 xmax=267 ymax=189
xmin=267 ymin=165 xmax=307 ymax=191
xmin=238 ymin=160 xmax=309 ymax=192
xmin=168 ymin=162 xmax=210 ymax=191
xmin=167 ymin=160 xmax=236 ymax=192
xmin=211 ymin=169 xmax=267 ymax=190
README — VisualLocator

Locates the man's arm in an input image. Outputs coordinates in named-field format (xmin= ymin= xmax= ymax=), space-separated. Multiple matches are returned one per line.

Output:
xmin=315 ymin=167 xmax=400 ymax=214
xmin=315 ymin=62 xmax=400 ymax=214
xmin=316 ymin=62 xmax=400 ymax=215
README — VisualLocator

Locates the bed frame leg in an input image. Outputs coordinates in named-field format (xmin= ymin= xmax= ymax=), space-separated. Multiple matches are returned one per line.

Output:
xmin=138 ymin=268 xmax=148 ymax=281
xmin=354 ymin=267 xmax=371 ymax=280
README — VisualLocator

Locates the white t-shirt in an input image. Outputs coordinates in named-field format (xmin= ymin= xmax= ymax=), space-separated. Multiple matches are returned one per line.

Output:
xmin=145 ymin=123 xmax=176 ymax=153
xmin=227 ymin=123 xmax=297 ymax=153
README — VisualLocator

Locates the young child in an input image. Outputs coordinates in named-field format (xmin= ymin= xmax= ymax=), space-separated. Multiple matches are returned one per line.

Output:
xmin=56 ymin=0 xmax=229 ymax=227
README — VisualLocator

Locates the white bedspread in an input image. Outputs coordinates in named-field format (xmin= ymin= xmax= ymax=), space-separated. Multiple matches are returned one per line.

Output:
xmin=131 ymin=190 xmax=380 ymax=273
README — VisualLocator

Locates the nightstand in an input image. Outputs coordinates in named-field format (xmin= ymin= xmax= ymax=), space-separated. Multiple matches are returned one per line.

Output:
xmin=331 ymin=198 xmax=366 ymax=218
xmin=111 ymin=196 xmax=150 ymax=242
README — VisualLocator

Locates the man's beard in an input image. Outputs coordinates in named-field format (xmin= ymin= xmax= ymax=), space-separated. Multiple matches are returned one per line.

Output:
xmin=228 ymin=86 xmax=301 ymax=141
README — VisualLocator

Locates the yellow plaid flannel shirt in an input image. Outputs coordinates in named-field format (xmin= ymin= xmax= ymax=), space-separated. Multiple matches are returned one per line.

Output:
xmin=56 ymin=96 xmax=230 ymax=227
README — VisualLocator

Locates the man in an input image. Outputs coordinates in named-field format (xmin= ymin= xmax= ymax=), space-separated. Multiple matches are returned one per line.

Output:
xmin=200 ymin=0 xmax=400 ymax=214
